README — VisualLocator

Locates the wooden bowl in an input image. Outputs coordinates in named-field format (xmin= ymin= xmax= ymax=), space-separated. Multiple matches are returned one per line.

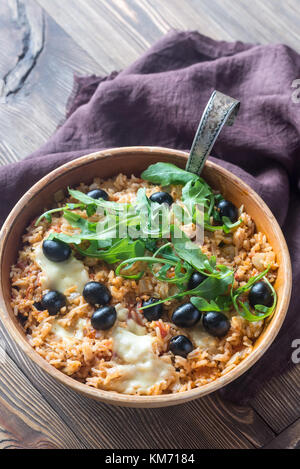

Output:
xmin=0 ymin=147 xmax=292 ymax=407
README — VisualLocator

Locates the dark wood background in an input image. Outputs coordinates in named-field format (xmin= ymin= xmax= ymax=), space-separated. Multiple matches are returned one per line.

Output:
xmin=0 ymin=0 xmax=299 ymax=449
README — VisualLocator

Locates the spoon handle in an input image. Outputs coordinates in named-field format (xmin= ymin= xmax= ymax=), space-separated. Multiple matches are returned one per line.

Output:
xmin=186 ymin=90 xmax=240 ymax=175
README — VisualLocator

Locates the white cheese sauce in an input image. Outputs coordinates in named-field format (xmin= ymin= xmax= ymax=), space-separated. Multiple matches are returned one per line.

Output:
xmin=35 ymin=244 xmax=89 ymax=294
xmin=108 ymin=326 xmax=173 ymax=394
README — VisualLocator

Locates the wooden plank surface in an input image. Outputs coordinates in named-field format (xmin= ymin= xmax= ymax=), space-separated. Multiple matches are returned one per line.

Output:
xmin=0 ymin=0 xmax=299 ymax=450
xmin=1 ymin=0 xmax=299 ymax=162
xmin=0 ymin=322 xmax=275 ymax=449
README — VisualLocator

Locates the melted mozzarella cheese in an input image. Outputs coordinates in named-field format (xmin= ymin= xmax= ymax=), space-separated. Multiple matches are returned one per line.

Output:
xmin=51 ymin=322 xmax=74 ymax=340
xmin=35 ymin=244 xmax=89 ymax=294
xmin=127 ymin=319 xmax=146 ymax=336
xmin=114 ymin=303 xmax=129 ymax=321
xmin=109 ymin=327 xmax=173 ymax=394
xmin=188 ymin=325 xmax=218 ymax=351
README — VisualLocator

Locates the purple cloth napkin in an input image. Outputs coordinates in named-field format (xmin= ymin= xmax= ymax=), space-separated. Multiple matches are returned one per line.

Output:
xmin=1 ymin=31 xmax=300 ymax=403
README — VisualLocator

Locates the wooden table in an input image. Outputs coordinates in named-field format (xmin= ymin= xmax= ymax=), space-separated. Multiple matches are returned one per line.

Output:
xmin=0 ymin=0 xmax=299 ymax=449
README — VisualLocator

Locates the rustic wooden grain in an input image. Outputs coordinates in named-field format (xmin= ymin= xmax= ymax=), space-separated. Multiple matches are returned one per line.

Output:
xmin=0 ymin=341 xmax=85 ymax=449
xmin=263 ymin=417 xmax=300 ymax=449
xmin=1 ymin=0 xmax=299 ymax=161
xmin=3 ymin=329 xmax=279 ymax=448
xmin=163 ymin=0 xmax=300 ymax=50
xmin=1 ymin=0 xmax=44 ymax=98
xmin=0 ymin=0 xmax=104 ymax=163
xmin=36 ymin=0 xmax=161 ymax=69
xmin=36 ymin=0 xmax=300 ymax=64
xmin=0 ymin=149 xmax=292 ymax=408
xmin=0 ymin=399 xmax=56 ymax=449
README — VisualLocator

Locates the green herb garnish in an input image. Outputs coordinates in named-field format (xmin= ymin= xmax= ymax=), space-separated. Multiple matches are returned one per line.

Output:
xmin=35 ymin=204 xmax=85 ymax=225
xmin=75 ymin=238 xmax=145 ymax=264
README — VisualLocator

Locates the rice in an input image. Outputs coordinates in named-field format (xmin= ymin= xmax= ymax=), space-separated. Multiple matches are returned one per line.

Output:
xmin=10 ymin=173 xmax=278 ymax=395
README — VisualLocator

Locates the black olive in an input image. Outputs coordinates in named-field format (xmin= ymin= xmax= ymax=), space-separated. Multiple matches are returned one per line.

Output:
xmin=188 ymin=271 xmax=207 ymax=290
xmin=149 ymin=191 xmax=173 ymax=206
xmin=203 ymin=311 xmax=230 ymax=337
xmin=217 ymin=199 xmax=238 ymax=223
xmin=87 ymin=189 xmax=109 ymax=200
xmin=249 ymin=281 xmax=273 ymax=308
xmin=169 ymin=335 xmax=193 ymax=358
xmin=91 ymin=306 xmax=117 ymax=330
xmin=42 ymin=239 xmax=71 ymax=263
xmin=41 ymin=291 xmax=66 ymax=316
xmin=142 ymin=298 xmax=163 ymax=321
xmin=171 ymin=302 xmax=201 ymax=328
xmin=83 ymin=281 xmax=111 ymax=306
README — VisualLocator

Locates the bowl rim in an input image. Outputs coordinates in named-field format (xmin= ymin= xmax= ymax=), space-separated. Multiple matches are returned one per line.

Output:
xmin=0 ymin=146 xmax=292 ymax=407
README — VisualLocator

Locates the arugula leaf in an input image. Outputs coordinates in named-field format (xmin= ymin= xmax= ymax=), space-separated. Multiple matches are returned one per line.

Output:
xmin=234 ymin=267 xmax=270 ymax=295
xmin=190 ymin=294 xmax=233 ymax=312
xmin=139 ymin=187 xmax=174 ymax=238
xmin=142 ymin=238 xmax=157 ymax=253
xmin=153 ymin=242 xmax=179 ymax=263
xmin=98 ymin=239 xmax=113 ymax=248
xmin=46 ymin=205 xmax=144 ymax=262
xmin=213 ymin=295 xmax=234 ymax=311
xmin=135 ymin=188 xmax=170 ymax=238
xmin=115 ymin=254 xmax=192 ymax=286
xmin=86 ymin=204 xmax=97 ymax=217
xmin=171 ymin=227 xmax=234 ymax=286
xmin=141 ymin=163 xmax=198 ymax=186
xmin=137 ymin=228 xmax=234 ymax=311
xmin=63 ymin=210 xmax=96 ymax=235
xmin=116 ymin=256 xmax=176 ymax=273
xmin=181 ymin=179 xmax=212 ymax=203
xmin=140 ymin=273 xmax=233 ymax=310
xmin=65 ymin=211 xmax=141 ymax=242
xmin=181 ymin=179 xmax=212 ymax=228
xmin=47 ymin=231 xmax=82 ymax=245
xmin=172 ymin=202 xmax=193 ymax=226
xmin=204 ymin=216 xmax=243 ymax=234
xmin=222 ymin=216 xmax=242 ymax=232
xmin=190 ymin=274 xmax=233 ymax=300
xmin=180 ymin=179 xmax=241 ymax=234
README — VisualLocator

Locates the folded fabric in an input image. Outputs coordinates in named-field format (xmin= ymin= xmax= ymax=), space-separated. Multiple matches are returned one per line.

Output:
xmin=1 ymin=31 xmax=299 ymax=403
